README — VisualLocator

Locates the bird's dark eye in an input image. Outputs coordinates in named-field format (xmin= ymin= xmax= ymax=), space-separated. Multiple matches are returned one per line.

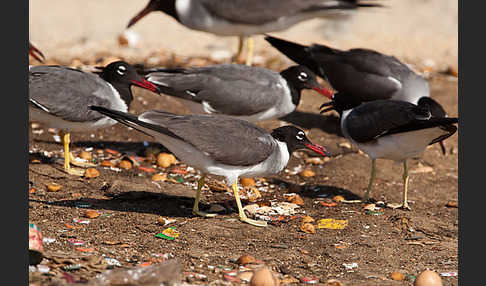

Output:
xmin=116 ymin=65 xmax=127 ymax=76
xmin=296 ymin=131 xmax=305 ymax=140
xmin=298 ymin=72 xmax=308 ymax=81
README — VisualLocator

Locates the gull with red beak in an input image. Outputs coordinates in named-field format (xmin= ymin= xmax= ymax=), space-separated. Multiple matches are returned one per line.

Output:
xmin=90 ymin=105 xmax=330 ymax=226
xmin=126 ymin=0 xmax=382 ymax=65
xmin=29 ymin=61 xmax=160 ymax=175
xmin=144 ymin=64 xmax=334 ymax=122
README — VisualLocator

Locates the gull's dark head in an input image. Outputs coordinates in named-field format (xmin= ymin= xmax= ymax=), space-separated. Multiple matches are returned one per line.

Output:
xmin=280 ymin=65 xmax=334 ymax=101
xmin=417 ymin=97 xmax=447 ymax=118
xmin=271 ymin=126 xmax=330 ymax=157
xmin=319 ymin=92 xmax=363 ymax=116
xmin=94 ymin=61 xmax=159 ymax=93
xmin=127 ymin=0 xmax=178 ymax=28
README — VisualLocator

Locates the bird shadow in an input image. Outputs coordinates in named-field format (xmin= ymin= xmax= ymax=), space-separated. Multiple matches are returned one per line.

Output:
xmin=29 ymin=191 xmax=199 ymax=219
xmin=279 ymin=111 xmax=343 ymax=137
xmin=32 ymin=139 xmax=170 ymax=156
xmin=267 ymin=178 xmax=362 ymax=201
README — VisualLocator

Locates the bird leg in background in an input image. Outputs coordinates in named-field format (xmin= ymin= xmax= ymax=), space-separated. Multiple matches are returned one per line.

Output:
xmin=59 ymin=131 xmax=85 ymax=176
xmin=234 ymin=36 xmax=245 ymax=63
xmin=233 ymin=36 xmax=254 ymax=66
xmin=192 ymin=175 xmax=217 ymax=217
xmin=439 ymin=140 xmax=447 ymax=155
xmin=364 ymin=159 xmax=377 ymax=201
xmin=245 ymin=36 xmax=254 ymax=66
xmin=388 ymin=160 xmax=412 ymax=210
xmin=232 ymin=180 xmax=267 ymax=227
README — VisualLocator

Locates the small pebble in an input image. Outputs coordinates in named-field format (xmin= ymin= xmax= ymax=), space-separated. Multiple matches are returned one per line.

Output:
xmin=390 ymin=271 xmax=405 ymax=281
xmin=100 ymin=160 xmax=115 ymax=167
xmin=299 ymin=169 xmax=315 ymax=178
xmin=250 ymin=267 xmax=279 ymax=286
xmin=333 ymin=195 xmax=345 ymax=202
xmin=323 ymin=279 xmax=344 ymax=286
xmin=84 ymin=168 xmax=100 ymax=178
xmin=84 ymin=210 xmax=99 ymax=219
xmin=414 ymin=270 xmax=443 ymax=286
xmin=287 ymin=194 xmax=304 ymax=205
xmin=304 ymin=157 xmax=325 ymax=165
xmin=118 ymin=160 xmax=133 ymax=170
xmin=445 ymin=201 xmax=458 ymax=208
xmin=237 ymin=254 xmax=256 ymax=265
xmin=78 ymin=151 xmax=92 ymax=161
xmin=47 ymin=183 xmax=62 ymax=192
xmin=301 ymin=215 xmax=315 ymax=223
xmin=300 ymin=222 xmax=316 ymax=234
xmin=240 ymin=178 xmax=256 ymax=187
xmin=152 ymin=173 xmax=167 ymax=182
xmin=157 ymin=153 xmax=176 ymax=168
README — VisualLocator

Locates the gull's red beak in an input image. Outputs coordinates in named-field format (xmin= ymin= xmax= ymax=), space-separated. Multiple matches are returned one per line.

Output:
xmin=29 ymin=43 xmax=45 ymax=63
xmin=313 ymin=86 xmax=334 ymax=99
xmin=127 ymin=1 xmax=157 ymax=28
xmin=304 ymin=142 xmax=331 ymax=157
xmin=131 ymin=79 xmax=160 ymax=93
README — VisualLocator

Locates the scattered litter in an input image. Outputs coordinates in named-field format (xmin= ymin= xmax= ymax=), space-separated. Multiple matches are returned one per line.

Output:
xmin=342 ymin=262 xmax=358 ymax=271
xmin=75 ymin=202 xmax=93 ymax=208
xmin=224 ymin=274 xmax=241 ymax=283
xmin=42 ymin=237 xmax=56 ymax=244
xmin=365 ymin=210 xmax=384 ymax=216
xmin=155 ymin=227 xmax=180 ymax=240
xmin=63 ymin=264 xmax=82 ymax=271
xmin=67 ymin=239 xmax=85 ymax=246
xmin=104 ymin=257 xmax=122 ymax=267
xmin=317 ymin=219 xmax=348 ymax=229
xmin=73 ymin=218 xmax=91 ymax=224
xmin=320 ymin=201 xmax=337 ymax=207
xmin=440 ymin=271 xmax=457 ymax=277
xmin=223 ymin=270 xmax=238 ymax=277
xmin=139 ymin=166 xmax=157 ymax=173
xmin=244 ymin=202 xmax=301 ymax=219
xmin=29 ymin=223 xmax=44 ymax=265
xmin=75 ymin=247 xmax=96 ymax=253
xmin=300 ymin=277 xmax=319 ymax=284
xmin=36 ymin=264 xmax=50 ymax=273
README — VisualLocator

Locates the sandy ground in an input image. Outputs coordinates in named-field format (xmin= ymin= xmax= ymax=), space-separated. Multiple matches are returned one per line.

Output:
xmin=28 ymin=1 xmax=458 ymax=285
xmin=29 ymin=0 xmax=457 ymax=69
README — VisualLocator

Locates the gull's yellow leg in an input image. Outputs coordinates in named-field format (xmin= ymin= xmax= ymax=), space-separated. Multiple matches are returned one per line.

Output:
xmin=59 ymin=131 xmax=84 ymax=176
xmin=388 ymin=160 xmax=412 ymax=210
xmin=232 ymin=180 xmax=267 ymax=227
xmin=192 ymin=175 xmax=217 ymax=217
xmin=245 ymin=36 xmax=254 ymax=66
xmin=401 ymin=160 xmax=412 ymax=210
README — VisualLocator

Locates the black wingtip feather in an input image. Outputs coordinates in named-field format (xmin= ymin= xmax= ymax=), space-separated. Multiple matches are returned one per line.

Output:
xmin=89 ymin=106 xmax=184 ymax=141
